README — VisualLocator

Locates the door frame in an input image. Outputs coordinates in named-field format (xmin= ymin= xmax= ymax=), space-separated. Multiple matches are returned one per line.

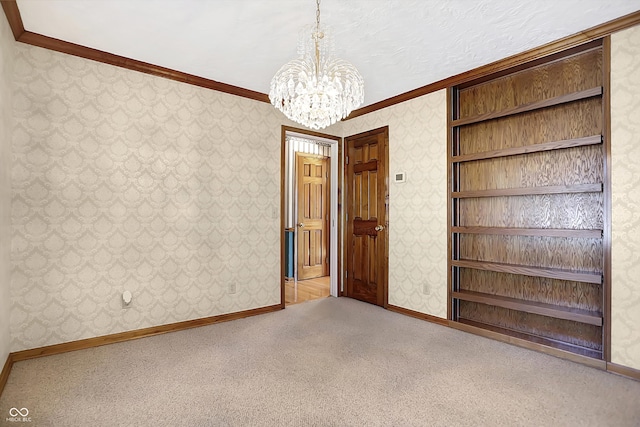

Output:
xmin=343 ymin=126 xmax=390 ymax=308
xmin=280 ymin=126 xmax=341 ymax=308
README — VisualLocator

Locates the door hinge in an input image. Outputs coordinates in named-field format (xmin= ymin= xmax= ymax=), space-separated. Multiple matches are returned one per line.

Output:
xmin=346 ymin=156 xmax=349 ymax=165
xmin=345 ymin=271 xmax=348 ymax=278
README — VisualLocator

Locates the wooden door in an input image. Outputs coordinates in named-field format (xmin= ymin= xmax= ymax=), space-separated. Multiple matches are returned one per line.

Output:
xmin=344 ymin=127 xmax=389 ymax=307
xmin=296 ymin=155 xmax=328 ymax=280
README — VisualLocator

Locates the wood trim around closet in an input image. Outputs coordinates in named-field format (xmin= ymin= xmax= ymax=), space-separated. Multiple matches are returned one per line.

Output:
xmin=602 ymin=36 xmax=613 ymax=362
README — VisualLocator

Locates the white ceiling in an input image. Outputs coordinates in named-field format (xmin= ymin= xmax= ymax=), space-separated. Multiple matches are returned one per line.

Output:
xmin=15 ymin=0 xmax=640 ymax=108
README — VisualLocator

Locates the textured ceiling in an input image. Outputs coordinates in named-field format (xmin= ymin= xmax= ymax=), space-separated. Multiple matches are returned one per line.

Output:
xmin=15 ymin=0 xmax=640 ymax=107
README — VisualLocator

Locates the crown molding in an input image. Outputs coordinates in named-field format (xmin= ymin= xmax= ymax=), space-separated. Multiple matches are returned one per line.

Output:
xmin=345 ymin=9 xmax=640 ymax=120
xmin=2 ymin=2 xmax=640 ymax=124
xmin=1 ymin=0 xmax=270 ymax=103
xmin=1 ymin=0 xmax=23 ymax=39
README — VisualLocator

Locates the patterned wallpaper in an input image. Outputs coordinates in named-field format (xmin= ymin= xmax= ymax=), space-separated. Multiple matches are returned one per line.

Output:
xmin=6 ymin=21 xmax=640 ymax=374
xmin=11 ymin=44 xmax=284 ymax=351
xmin=611 ymin=25 xmax=640 ymax=371
xmin=341 ymin=90 xmax=448 ymax=318
xmin=0 ymin=12 xmax=15 ymax=364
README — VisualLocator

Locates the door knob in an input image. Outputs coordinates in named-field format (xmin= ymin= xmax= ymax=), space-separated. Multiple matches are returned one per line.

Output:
xmin=297 ymin=223 xmax=305 ymax=228
xmin=375 ymin=225 xmax=385 ymax=231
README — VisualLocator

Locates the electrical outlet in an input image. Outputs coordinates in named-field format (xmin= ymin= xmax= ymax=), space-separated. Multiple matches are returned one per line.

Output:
xmin=422 ymin=283 xmax=430 ymax=295
xmin=228 ymin=282 xmax=237 ymax=294
xmin=122 ymin=290 xmax=133 ymax=309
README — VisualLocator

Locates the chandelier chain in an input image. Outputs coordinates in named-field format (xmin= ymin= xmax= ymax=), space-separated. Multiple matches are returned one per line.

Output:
xmin=314 ymin=0 xmax=321 ymax=79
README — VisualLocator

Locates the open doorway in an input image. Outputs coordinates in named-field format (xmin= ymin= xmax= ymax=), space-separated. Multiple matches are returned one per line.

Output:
xmin=281 ymin=127 xmax=340 ymax=306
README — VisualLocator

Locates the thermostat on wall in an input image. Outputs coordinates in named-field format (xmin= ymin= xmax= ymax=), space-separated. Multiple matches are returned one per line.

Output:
xmin=394 ymin=172 xmax=406 ymax=183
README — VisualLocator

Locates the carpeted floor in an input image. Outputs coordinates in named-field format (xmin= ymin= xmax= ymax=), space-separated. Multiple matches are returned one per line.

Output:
xmin=1 ymin=297 xmax=639 ymax=426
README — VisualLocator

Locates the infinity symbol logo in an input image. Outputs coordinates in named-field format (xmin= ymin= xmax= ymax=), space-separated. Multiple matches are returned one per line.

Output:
xmin=9 ymin=408 xmax=29 ymax=417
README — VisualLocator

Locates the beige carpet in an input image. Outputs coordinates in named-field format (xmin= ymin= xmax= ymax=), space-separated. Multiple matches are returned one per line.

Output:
xmin=1 ymin=297 xmax=639 ymax=426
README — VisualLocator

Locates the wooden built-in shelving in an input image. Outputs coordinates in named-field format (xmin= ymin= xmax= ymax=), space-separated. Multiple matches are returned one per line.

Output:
xmin=452 ymin=290 xmax=602 ymax=326
xmin=448 ymin=40 xmax=608 ymax=360
xmin=456 ymin=318 xmax=603 ymax=360
xmin=451 ymin=226 xmax=603 ymax=239
xmin=451 ymin=87 xmax=603 ymax=127
xmin=453 ymin=183 xmax=602 ymax=199
xmin=452 ymin=135 xmax=602 ymax=163
xmin=451 ymin=260 xmax=602 ymax=284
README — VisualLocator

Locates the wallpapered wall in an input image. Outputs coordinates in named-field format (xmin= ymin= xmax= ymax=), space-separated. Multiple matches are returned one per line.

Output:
xmin=611 ymin=25 xmax=640 ymax=371
xmin=5 ymin=20 xmax=640 ymax=373
xmin=11 ymin=44 xmax=284 ymax=351
xmin=0 ymin=12 xmax=15 ymax=364
xmin=341 ymin=91 xmax=448 ymax=318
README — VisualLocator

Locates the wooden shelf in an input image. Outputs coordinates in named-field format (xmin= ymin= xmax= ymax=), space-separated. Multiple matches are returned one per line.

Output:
xmin=453 ymin=290 xmax=602 ymax=326
xmin=451 ymin=226 xmax=602 ymax=239
xmin=451 ymin=135 xmax=602 ymax=163
xmin=452 ymin=183 xmax=602 ymax=199
xmin=451 ymin=259 xmax=602 ymax=284
xmin=451 ymin=87 xmax=603 ymax=127
xmin=457 ymin=318 xmax=603 ymax=359
xmin=449 ymin=46 xmax=607 ymax=363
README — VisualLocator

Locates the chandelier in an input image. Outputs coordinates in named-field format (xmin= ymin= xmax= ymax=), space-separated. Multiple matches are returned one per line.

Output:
xmin=269 ymin=0 xmax=364 ymax=130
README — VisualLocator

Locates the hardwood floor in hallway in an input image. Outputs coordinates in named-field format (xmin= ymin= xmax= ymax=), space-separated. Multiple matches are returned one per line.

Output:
xmin=285 ymin=276 xmax=330 ymax=305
